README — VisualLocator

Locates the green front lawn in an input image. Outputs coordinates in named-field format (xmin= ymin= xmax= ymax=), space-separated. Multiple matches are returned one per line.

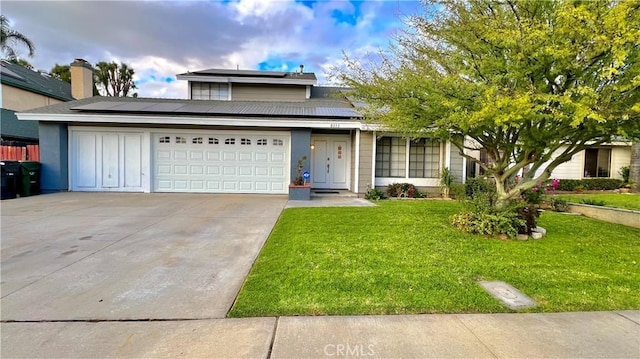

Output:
xmin=229 ymin=201 xmax=640 ymax=317
xmin=557 ymin=193 xmax=640 ymax=211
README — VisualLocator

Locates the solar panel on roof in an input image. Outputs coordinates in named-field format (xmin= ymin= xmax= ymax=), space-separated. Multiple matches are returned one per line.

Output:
xmin=176 ymin=104 xmax=214 ymax=113
xmin=71 ymin=101 xmax=127 ymax=111
xmin=144 ymin=103 xmax=186 ymax=112
xmin=69 ymin=99 xmax=359 ymax=118
xmin=109 ymin=102 xmax=159 ymax=111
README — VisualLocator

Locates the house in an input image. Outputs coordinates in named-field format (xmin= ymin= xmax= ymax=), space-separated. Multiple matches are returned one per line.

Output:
xmin=17 ymin=66 xmax=467 ymax=196
xmin=536 ymin=142 xmax=631 ymax=180
xmin=1 ymin=60 xmax=74 ymax=143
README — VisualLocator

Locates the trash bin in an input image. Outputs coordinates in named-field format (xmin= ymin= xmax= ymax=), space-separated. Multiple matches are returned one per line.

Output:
xmin=1 ymin=161 xmax=20 ymax=199
xmin=18 ymin=161 xmax=41 ymax=197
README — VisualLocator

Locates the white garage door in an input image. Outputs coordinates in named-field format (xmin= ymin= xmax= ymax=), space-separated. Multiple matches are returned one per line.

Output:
xmin=70 ymin=130 xmax=146 ymax=192
xmin=154 ymin=131 xmax=289 ymax=193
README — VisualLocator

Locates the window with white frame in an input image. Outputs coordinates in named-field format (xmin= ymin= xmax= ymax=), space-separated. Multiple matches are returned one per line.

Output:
xmin=409 ymin=139 xmax=440 ymax=178
xmin=376 ymin=137 xmax=441 ymax=178
xmin=375 ymin=137 xmax=406 ymax=177
xmin=191 ymin=82 xmax=229 ymax=100
xmin=584 ymin=148 xmax=611 ymax=177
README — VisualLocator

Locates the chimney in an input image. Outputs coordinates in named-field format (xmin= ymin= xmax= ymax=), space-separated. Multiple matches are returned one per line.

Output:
xmin=70 ymin=59 xmax=93 ymax=99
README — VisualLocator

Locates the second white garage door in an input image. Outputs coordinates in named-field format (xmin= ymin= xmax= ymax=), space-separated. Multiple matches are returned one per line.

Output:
xmin=153 ymin=131 xmax=289 ymax=194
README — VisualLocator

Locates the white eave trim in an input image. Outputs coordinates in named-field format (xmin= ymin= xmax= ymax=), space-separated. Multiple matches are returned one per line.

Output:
xmin=17 ymin=113 xmax=363 ymax=130
xmin=177 ymin=74 xmax=317 ymax=86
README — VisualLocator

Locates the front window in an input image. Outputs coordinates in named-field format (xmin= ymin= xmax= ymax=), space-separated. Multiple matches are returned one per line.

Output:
xmin=375 ymin=137 xmax=406 ymax=177
xmin=409 ymin=139 xmax=440 ymax=178
xmin=584 ymin=148 xmax=611 ymax=177
xmin=376 ymin=137 xmax=442 ymax=178
xmin=191 ymin=82 xmax=229 ymax=100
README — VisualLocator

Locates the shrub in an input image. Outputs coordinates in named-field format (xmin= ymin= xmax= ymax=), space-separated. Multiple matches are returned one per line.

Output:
xmin=619 ymin=166 xmax=631 ymax=184
xmin=465 ymin=177 xmax=496 ymax=199
xmin=581 ymin=199 xmax=607 ymax=206
xmin=451 ymin=204 xmax=526 ymax=239
xmin=440 ymin=167 xmax=455 ymax=198
xmin=555 ymin=178 xmax=624 ymax=191
xmin=365 ymin=187 xmax=387 ymax=201
xmin=451 ymin=194 xmax=528 ymax=238
xmin=386 ymin=183 xmax=417 ymax=198
xmin=550 ymin=197 xmax=569 ymax=212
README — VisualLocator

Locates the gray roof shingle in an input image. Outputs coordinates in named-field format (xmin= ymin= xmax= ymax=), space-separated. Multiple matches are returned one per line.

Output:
xmin=20 ymin=89 xmax=362 ymax=120
xmin=0 ymin=60 xmax=73 ymax=101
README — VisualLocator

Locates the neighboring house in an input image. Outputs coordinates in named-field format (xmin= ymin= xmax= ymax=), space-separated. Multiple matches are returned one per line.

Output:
xmin=17 ymin=66 xmax=466 ymax=195
xmin=537 ymin=142 xmax=631 ymax=180
xmin=466 ymin=141 xmax=632 ymax=182
xmin=1 ymin=60 xmax=74 ymax=143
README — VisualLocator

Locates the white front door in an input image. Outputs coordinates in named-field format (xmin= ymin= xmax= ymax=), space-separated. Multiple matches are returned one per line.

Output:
xmin=70 ymin=130 xmax=145 ymax=192
xmin=311 ymin=135 xmax=350 ymax=189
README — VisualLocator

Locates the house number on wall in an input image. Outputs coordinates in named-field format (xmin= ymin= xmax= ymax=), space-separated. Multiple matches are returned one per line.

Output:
xmin=337 ymin=145 xmax=342 ymax=159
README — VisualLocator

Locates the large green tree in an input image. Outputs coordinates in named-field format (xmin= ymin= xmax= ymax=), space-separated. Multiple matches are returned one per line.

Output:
xmin=50 ymin=63 xmax=71 ymax=83
xmin=94 ymin=61 xmax=138 ymax=97
xmin=0 ymin=15 xmax=35 ymax=60
xmin=335 ymin=0 xmax=640 ymax=208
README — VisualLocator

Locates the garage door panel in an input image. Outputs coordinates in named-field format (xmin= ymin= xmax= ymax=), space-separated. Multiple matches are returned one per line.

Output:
xmin=239 ymin=167 xmax=252 ymax=176
xmin=255 ymin=152 xmax=268 ymax=161
xmin=271 ymin=167 xmax=285 ymax=176
xmin=239 ymin=152 xmax=252 ymax=161
xmin=255 ymin=167 xmax=269 ymax=176
xmin=239 ymin=181 xmax=253 ymax=191
xmin=157 ymin=150 xmax=171 ymax=159
xmin=190 ymin=151 xmax=204 ymax=160
xmin=206 ymin=181 xmax=221 ymax=190
xmin=175 ymin=165 xmax=188 ymax=175
xmin=174 ymin=151 xmax=187 ymax=160
xmin=154 ymin=132 xmax=288 ymax=194
xmin=223 ymin=152 xmax=236 ymax=161
xmin=75 ymin=133 xmax=97 ymax=188
xmin=223 ymin=181 xmax=237 ymax=190
xmin=190 ymin=165 xmax=204 ymax=175
xmin=191 ymin=180 xmax=205 ymax=190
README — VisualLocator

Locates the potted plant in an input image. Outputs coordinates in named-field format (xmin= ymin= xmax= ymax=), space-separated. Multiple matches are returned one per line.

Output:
xmin=619 ymin=166 xmax=632 ymax=193
xmin=289 ymin=156 xmax=311 ymax=200
xmin=440 ymin=167 xmax=455 ymax=198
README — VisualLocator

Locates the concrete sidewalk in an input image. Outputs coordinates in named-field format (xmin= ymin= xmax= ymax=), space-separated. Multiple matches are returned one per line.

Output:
xmin=2 ymin=311 xmax=638 ymax=358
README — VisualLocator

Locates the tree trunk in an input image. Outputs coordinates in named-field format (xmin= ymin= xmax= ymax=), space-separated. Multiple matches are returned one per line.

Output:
xmin=630 ymin=142 xmax=640 ymax=193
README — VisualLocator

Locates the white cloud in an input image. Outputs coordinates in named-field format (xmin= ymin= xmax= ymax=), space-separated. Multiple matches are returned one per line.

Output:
xmin=1 ymin=0 xmax=422 ymax=98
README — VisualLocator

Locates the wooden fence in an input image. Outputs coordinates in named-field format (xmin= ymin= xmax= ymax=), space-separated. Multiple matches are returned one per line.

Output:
xmin=0 ymin=145 xmax=39 ymax=161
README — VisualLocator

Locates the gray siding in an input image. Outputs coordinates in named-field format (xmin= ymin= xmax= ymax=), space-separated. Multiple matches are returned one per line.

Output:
xmin=232 ymin=84 xmax=306 ymax=102
xmin=38 ymin=122 xmax=68 ymax=193
xmin=290 ymin=129 xmax=312 ymax=182
xmin=358 ymin=131 xmax=374 ymax=193
xmin=449 ymin=144 xmax=465 ymax=183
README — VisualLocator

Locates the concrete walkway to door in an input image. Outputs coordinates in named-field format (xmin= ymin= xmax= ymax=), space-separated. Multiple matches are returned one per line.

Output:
xmin=0 ymin=192 xmax=287 ymax=321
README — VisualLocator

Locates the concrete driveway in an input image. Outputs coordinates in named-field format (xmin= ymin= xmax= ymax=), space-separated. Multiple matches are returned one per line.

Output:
xmin=1 ymin=192 xmax=287 ymax=321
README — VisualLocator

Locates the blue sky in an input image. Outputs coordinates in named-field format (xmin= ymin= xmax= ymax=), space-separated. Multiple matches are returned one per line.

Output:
xmin=3 ymin=0 xmax=421 ymax=98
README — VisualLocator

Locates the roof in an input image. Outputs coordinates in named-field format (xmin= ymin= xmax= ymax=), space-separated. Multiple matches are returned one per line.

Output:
xmin=20 ymin=90 xmax=361 ymax=120
xmin=1 ymin=108 xmax=39 ymax=140
xmin=0 ymin=60 xmax=73 ymax=102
